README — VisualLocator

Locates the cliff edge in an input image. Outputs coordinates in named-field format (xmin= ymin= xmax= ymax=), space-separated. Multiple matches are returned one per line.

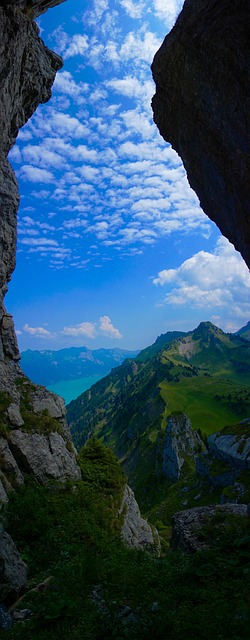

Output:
xmin=152 ymin=0 xmax=250 ymax=267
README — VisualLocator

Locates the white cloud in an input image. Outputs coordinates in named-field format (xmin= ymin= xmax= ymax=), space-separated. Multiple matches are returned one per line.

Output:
xmin=99 ymin=315 xmax=122 ymax=338
xmin=119 ymin=0 xmax=145 ymax=19
xmin=18 ymin=166 xmax=54 ymax=183
xmin=23 ymin=323 xmax=54 ymax=338
xmin=153 ymin=0 xmax=183 ymax=28
xmin=22 ymin=145 xmax=66 ymax=170
xmin=64 ymin=34 xmax=89 ymax=59
xmin=120 ymin=30 xmax=161 ymax=64
xmin=153 ymin=238 xmax=250 ymax=316
xmin=53 ymin=71 xmax=89 ymax=103
xmin=20 ymin=238 xmax=58 ymax=247
xmin=62 ymin=321 xmax=96 ymax=338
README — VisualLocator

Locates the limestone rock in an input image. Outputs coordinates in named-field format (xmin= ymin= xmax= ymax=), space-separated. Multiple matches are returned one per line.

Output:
xmin=171 ymin=504 xmax=248 ymax=553
xmin=1 ymin=315 xmax=19 ymax=361
xmin=0 ymin=523 xmax=27 ymax=601
xmin=0 ymin=480 xmax=8 ymax=507
xmin=196 ymin=419 xmax=250 ymax=489
xmin=8 ymin=430 xmax=81 ymax=484
xmin=152 ymin=0 xmax=250 ymax=267
xmin=162 ymin=412 xmax=203 ymax=481
xmin=119 ymin=484 xmax=160 ymax=553
xmin=0 ymin=437 xmax=24 ymax=488
xmin=32 ymin=390 xmax=66 ymax=419
xmin=209 ymin=420 xmax=250 ymax=470
xmin=0 ymin=0 xmax=66 ymax=19
xmin=7 ymin=403 xmax=24 ymax=428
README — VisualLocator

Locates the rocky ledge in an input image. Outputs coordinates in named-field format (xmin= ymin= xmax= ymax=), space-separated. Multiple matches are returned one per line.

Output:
xmin=171 ymin=503 xmax=248 ymax=553
xmin=152 ymin=0 xmax=250 ymax=267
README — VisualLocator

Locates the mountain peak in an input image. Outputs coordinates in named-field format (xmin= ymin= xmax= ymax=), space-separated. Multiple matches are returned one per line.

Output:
xmin=192 ymin=321 xmax=222 ymax=340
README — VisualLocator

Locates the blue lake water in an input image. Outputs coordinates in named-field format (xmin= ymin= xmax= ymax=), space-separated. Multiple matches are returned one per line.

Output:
xmin=47 ymin=375 xmax=104 ymax=405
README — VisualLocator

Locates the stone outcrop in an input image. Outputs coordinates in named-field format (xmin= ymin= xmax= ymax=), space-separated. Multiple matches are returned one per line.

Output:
xmin=171 ymin=504 xmax=248 ymax=553
xmin=7 ymin=430 xmax=81 ymax=484
xmin=119 ymin=485 xmax=160 ymax=553
xmin=196 ymin=419 xmax=250 ymax=492
xmin=162 ymin=412 xmax=204 ymax=481
xmin=152 ymin=0 xmax=250 ymax=267
xmin=0 ymin=523 xmax=27 ymax=602
xmin=208 ymin=419 xmax=250 ymax=470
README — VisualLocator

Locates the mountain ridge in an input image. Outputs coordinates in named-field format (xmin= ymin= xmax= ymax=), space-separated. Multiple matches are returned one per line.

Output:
xmin=67 ymin=321 xmax=250 ymax=502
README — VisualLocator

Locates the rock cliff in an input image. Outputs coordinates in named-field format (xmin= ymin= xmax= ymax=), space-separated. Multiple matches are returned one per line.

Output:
xmin=0 ymin=0 xmax=80 ymax=499
xmin=119 ymin=484 xmax=160 ymax=553
xmin=162 ymin=412 xmax=203 ymax=481
xmin=196 ymin=419 xmax=250 ymax=499
xmin=152 ymin=0 xmax=250 ymax=267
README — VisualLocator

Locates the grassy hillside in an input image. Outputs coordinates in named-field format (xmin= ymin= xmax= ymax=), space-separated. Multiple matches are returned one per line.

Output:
xmin=3 ymin=439 xmax=249 ymax=640
xmin=67 ymin=323 xmax=250 ymax=502
xmin=236 ymin=321 xmax=250 ymax=341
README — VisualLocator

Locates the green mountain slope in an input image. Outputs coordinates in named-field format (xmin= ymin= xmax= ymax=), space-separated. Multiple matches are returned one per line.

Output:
xmin=236 ymin=320 xmax=250 ymax=341
xmin=67 ymin=322 xmax=250 ymax=501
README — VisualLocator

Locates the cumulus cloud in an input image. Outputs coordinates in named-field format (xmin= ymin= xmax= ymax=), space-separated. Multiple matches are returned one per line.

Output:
xmin=119 ymin=0 xmax=145 ymax=19
xmin=62 ymin=321 xmax=96 ymax=338
xmin=52 ymin=71 xmax=89 ymax=104
xmin=153 ymin=238 xmax=250 ymax=316
xmin=18 ymin=166 xmax=54 ymax=183
xmin=23 ymin=323 xmax=54 ymax=338
xmin=99 ymin=315 xmax=122 ymax=338
xmin=153 ymin=0 xmax=183 ymax=28
xmin=64 ymin=34 xmax=89 ymax=59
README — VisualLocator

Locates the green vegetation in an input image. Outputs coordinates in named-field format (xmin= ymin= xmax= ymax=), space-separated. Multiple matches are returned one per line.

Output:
xmin=67 ymin=323 xmax=250 ymax=503
xmin=21 ymin=409 xmax=64 ymax=437
xmin=0 ymin=391 xmax=12 ymax=435
xmin=2 ymin=439 xmax=249 ymax=640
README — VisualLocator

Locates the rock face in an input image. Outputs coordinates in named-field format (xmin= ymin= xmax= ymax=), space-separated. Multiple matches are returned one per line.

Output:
xmin=0 ymin=1 xmax=80 ymax=496
xmin=208 ymin=419 xmax=250 ymax=470
xmin=152 ymin=0 xmax=250 ymax=267
xmin=119 ymin=485 xmax=160 ymax=553
xmin=171 ymin=504 xmax=248 ymax=553
xmin=196 ymin=419 xmax=250 ymax=491
xmin=0 ymin=523 xmax=27 ymax=602
xmin=162 ymin=412 xmax=203 ymax=481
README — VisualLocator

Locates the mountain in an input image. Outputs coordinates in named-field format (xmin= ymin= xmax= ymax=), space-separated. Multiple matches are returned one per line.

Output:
xmin=235 ymin=321 xmax=250 ymax=341
xmin=20 ymin=346 xmax=139 ymax=386
xmin=67 ymin=322 xmax=250 ymax=504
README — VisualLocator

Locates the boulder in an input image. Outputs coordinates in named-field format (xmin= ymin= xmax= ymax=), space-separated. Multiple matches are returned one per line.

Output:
xmin=171 ymin=504 xmax=248 ymax=553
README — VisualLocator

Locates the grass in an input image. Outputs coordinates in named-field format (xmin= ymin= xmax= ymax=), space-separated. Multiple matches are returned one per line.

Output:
xmin=160 ymin=376 xmax=248 ymax=434
xmin=2 ymin=440 xmax=249 ymax=640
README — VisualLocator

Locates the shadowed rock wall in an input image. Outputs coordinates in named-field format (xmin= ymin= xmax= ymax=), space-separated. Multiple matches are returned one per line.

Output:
xmin=152 ymin=0 xmax=250 ymax=267
xmin=0 ymin=1 xmax=81 ymax=496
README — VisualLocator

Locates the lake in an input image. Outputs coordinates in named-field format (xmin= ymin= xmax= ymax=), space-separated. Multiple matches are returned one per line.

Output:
xmin=47 ymin=375 xmax=104 ymax=405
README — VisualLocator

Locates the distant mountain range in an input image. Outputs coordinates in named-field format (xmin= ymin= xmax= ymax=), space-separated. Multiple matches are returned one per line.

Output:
xmin=67 ymin=321 xmax=250 ymax=504
xmin=20 ymin=346 xmax=139 ymax=386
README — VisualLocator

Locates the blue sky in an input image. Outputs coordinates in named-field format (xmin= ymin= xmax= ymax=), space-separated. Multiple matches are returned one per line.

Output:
xmin=6 ymin=0 xmax=250 ymax=351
